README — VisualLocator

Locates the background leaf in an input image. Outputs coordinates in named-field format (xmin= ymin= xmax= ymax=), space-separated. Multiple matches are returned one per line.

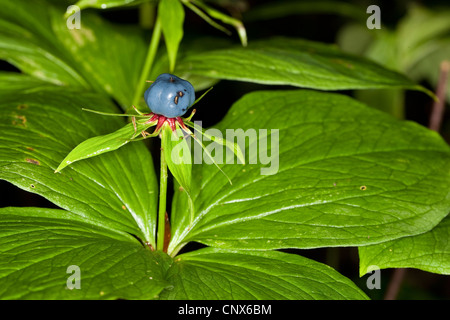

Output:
xmin=0 ymin=0 xmax=148 ymax=108
xmin=168 ymin=90 xmax=450 ymax=254
xmin=396 ymin=5 xmax=450 ymax=73
xmin=159 ymin=247 xmax=369 ymax=300
xmin=51 ymin=9 xmax=148 ymax=108
xmin=359 ymin=215 xmax=450 ymax=276
xmin=409 ymin=41 xmax=450 ymax=104
xmin=176 ymin=37 xmax=431 ymax=93
xmin=0 ymin=78 xmax=158 ymax=246
xmin=337 ymin=5 xmax=450 ymax=117
xmin=159 ymin=0 xmax=185 ymax=72
xmin=0 ymin=0 xmax=89 ymax=88
xmin=0 ymin=207 xmax=170 ymax=299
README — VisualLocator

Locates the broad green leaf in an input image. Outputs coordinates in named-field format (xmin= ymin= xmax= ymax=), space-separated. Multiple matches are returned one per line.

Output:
xmin=0 ymin=0 xmax=148 ymax=108
xmin=0 ymin=207 xmax=170 ymax=299
xmin=0 ymin=79 xmax=158 ymax=246
xmin=0 ymin=208 xmax=367 ymax=300
xmin=51 ymin=9 xmax=148 ymax=108
xmin=168 ymin=90 xmax=450 ymax=254
xmin=55 ymin=116 xmax=156 ymax=173
xmin=0 ymin=72 xmax=61 ymax=94
xmin=176 ymin=37 xmax=431 ymax=94
xmin=0 ymin=0 xmax=89 ymax=88
xmin=359 ymin=215 xmax=450 ymax=276
xmin=159 ymin=0 xmax=185 ymax=72
xmin=159 ymin=247 xmax=369 ymax=300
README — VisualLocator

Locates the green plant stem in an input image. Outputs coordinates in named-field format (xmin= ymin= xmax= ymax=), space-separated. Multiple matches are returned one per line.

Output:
xmin=157 ymin=140 xmax=169 ymax=252
xmin=132 ymin=15 xmax=162 ymax=108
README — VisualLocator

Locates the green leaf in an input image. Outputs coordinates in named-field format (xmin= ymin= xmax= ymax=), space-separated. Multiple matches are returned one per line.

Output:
xmin=168 ymin=90 xmax=450 ymax=254
xmin=408 ymin=41 xmax=450 ymax=104
xmin=0 ymin=0 xmax=148 ymax=108
xmin=176 ymin=37 xmax=432 ymax=94
xmin=55 ymin=115 xmax=156 ymax=173
xmin=161 ymin=124 xmax=194 ymax=224
xmin=359 ymin=215 xmax=450 ymax=276
xmin=0 ymin=79 xmax=158 ymax=246
xmin=337 ymin=5 xmax=450 ymax=114
xmin=0 ymin=207 xmax=170 ymax=299
xmin=160 ymin=248 xmax=369 ymax=299
xmin=336 ymin=23 xmax=375 ymax=57
xmin=1 ymin=207 xmax=367 ymax=300
xmin=338 ymin=5 xmax=450 ymax=74
xmin=0 ymin=72 xmax=61 ymax=94
xmin=0 ymin=0 xmax=89 ymax=88
xmin=396 ymin=5 xmax=450 ymax=72
xmin=51 ymin=9 xmax=148 ymax=108
xmin=159 ymin=0 xmax=185 ymax=72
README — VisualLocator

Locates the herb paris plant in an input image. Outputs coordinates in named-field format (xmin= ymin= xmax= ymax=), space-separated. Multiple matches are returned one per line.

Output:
xmin=54 ymin=72 xmax=243 ymax=250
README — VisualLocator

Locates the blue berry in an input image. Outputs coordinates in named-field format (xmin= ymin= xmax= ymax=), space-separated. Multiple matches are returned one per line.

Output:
xmin=144 ymin=73 xmax=195 ymax=118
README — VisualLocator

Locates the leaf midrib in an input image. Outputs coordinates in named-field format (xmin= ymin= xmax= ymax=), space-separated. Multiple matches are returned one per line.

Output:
xmin=175 ymin=148 xmax=447 ymax=245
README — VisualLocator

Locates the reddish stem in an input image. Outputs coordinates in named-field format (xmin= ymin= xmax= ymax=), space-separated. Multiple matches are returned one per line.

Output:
xmin=163 ymin=212 xmax=171 ymax=253
xmin=429 ymin=61 xmax=450 ymax=132
xmin=384 ymin=268 xmax=407 ymax=300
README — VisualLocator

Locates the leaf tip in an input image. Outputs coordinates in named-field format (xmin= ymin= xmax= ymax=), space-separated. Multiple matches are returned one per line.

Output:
xmin=237 ymin=24 xmax=248 ymax=47
xmin=54 ymin=163 xmax=65 ymax=173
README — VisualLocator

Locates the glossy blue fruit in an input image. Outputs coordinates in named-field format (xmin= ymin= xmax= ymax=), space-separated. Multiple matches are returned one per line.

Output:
xmin=144 ymin=73 xmax=195 ymax=118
